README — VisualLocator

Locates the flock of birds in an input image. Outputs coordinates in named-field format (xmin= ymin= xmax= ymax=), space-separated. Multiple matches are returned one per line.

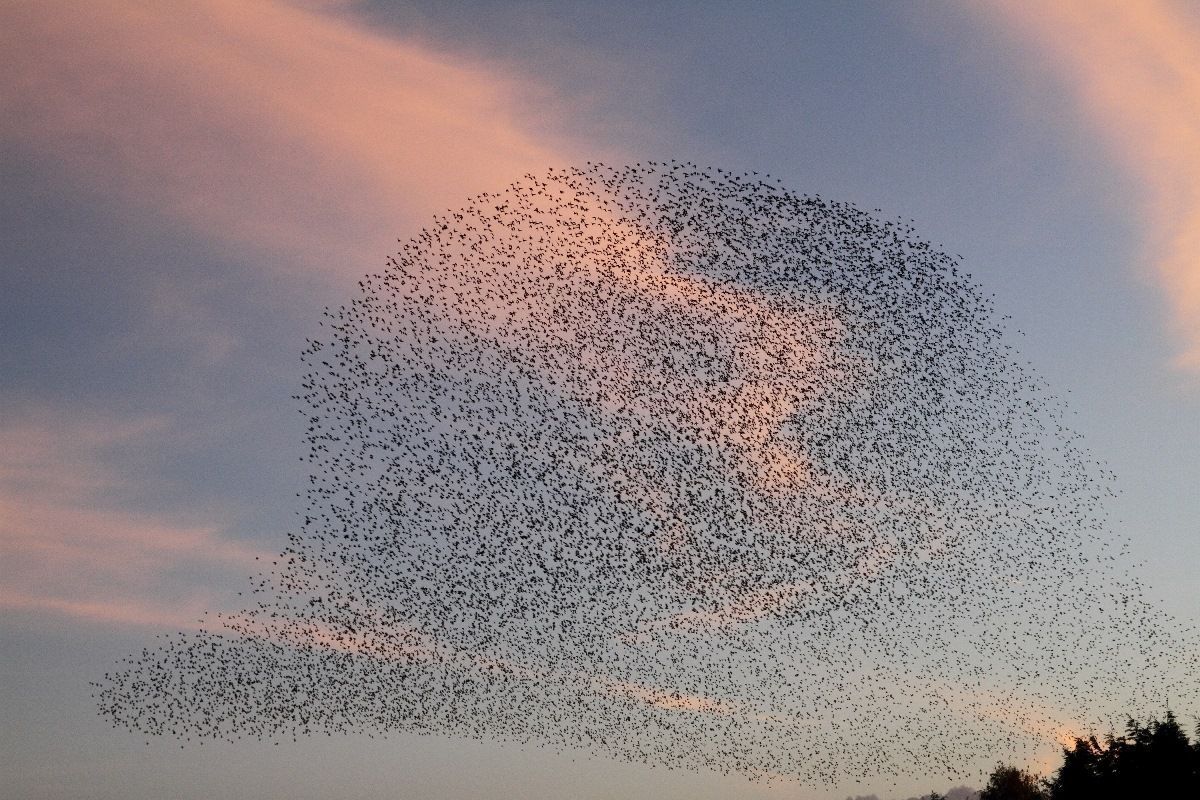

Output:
xmin=95 ymin=162 xmax=1198 ymax=786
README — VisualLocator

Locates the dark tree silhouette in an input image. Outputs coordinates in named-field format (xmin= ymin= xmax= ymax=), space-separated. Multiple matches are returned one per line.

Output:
xmin=979 ymin=764 xmax=1046 ymax=800
xmin=1048 ymin=736 xmax=1108 ymax=799
xmin=1046 ymin=711 xmax=1200 ymax=799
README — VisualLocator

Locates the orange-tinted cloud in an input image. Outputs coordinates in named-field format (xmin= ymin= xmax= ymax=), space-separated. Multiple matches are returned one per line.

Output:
xmin=964 ymin=694 xmax=1083 ymax=777
xmin=0 ymin=411 xmax=269 ymax=628
xmin=0 ymin=592 xmax=213 ymax=630
xmin=985 ymin=0 xmax=1200 ymax=369
xmin=0 ymin=0 xmax=598 ymax=628
xmin=0 ymin=0 xmax=585 ymax=277
xmin=603 ymin=680 xmax=738 ymax=715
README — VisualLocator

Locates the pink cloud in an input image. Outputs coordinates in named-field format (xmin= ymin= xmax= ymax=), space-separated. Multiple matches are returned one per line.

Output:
xmin=0 ymin=411 xmax=269 ymax=628
xmin=603 ymin=680 xmax=738 ymax=716
xmin=0 ymin=0 xmax=588 ymax=278
xmin=0 ymin=0 xmax=602 ymax=627
xmin=0 ymin=591 xmax=215 ymax=630
xmin=985 ymin=0 xmax=1200 ymax=370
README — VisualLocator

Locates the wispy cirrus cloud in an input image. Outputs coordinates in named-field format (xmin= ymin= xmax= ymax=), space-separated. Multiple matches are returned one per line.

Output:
xmin=0 ymin=410 xmax=269 ymax=628
xmin=984 ymin=0 xmax=1200 ymax=370
xmin=0 ymin=0 xmax=587 ymax=277
xmin=0 ymin=0 xmax=601 ymax=630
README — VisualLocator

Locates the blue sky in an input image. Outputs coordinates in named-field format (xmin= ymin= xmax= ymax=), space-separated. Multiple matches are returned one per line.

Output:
xmin=2 ymin=2 xmax=1198 ymax=798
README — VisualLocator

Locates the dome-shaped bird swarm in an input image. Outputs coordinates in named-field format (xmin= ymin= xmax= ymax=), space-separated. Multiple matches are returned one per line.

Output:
xmin=95 ymin=162 xmax=1198 ymax=785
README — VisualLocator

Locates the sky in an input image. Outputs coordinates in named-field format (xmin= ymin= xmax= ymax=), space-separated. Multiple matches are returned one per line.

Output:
xmin=2 ymin=1 xmax=1198 ymax=798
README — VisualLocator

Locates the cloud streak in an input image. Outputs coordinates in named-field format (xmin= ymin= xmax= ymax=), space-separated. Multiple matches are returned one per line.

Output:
xmin=0 ymin=0 xmax=584 ymax=277
xmin=0 ymin=410 xmax=269 ymax=628
xmin=985 ymin=0 xmax=1200 ymax=369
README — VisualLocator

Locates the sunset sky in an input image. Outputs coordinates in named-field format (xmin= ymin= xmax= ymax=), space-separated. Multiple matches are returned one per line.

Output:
xmin=2 ymin=2 xmax=1199 ymax=799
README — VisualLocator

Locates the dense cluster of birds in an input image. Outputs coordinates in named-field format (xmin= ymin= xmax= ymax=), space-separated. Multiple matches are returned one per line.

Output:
xmin=95 ymin=163 xmax=1198 ymax=786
